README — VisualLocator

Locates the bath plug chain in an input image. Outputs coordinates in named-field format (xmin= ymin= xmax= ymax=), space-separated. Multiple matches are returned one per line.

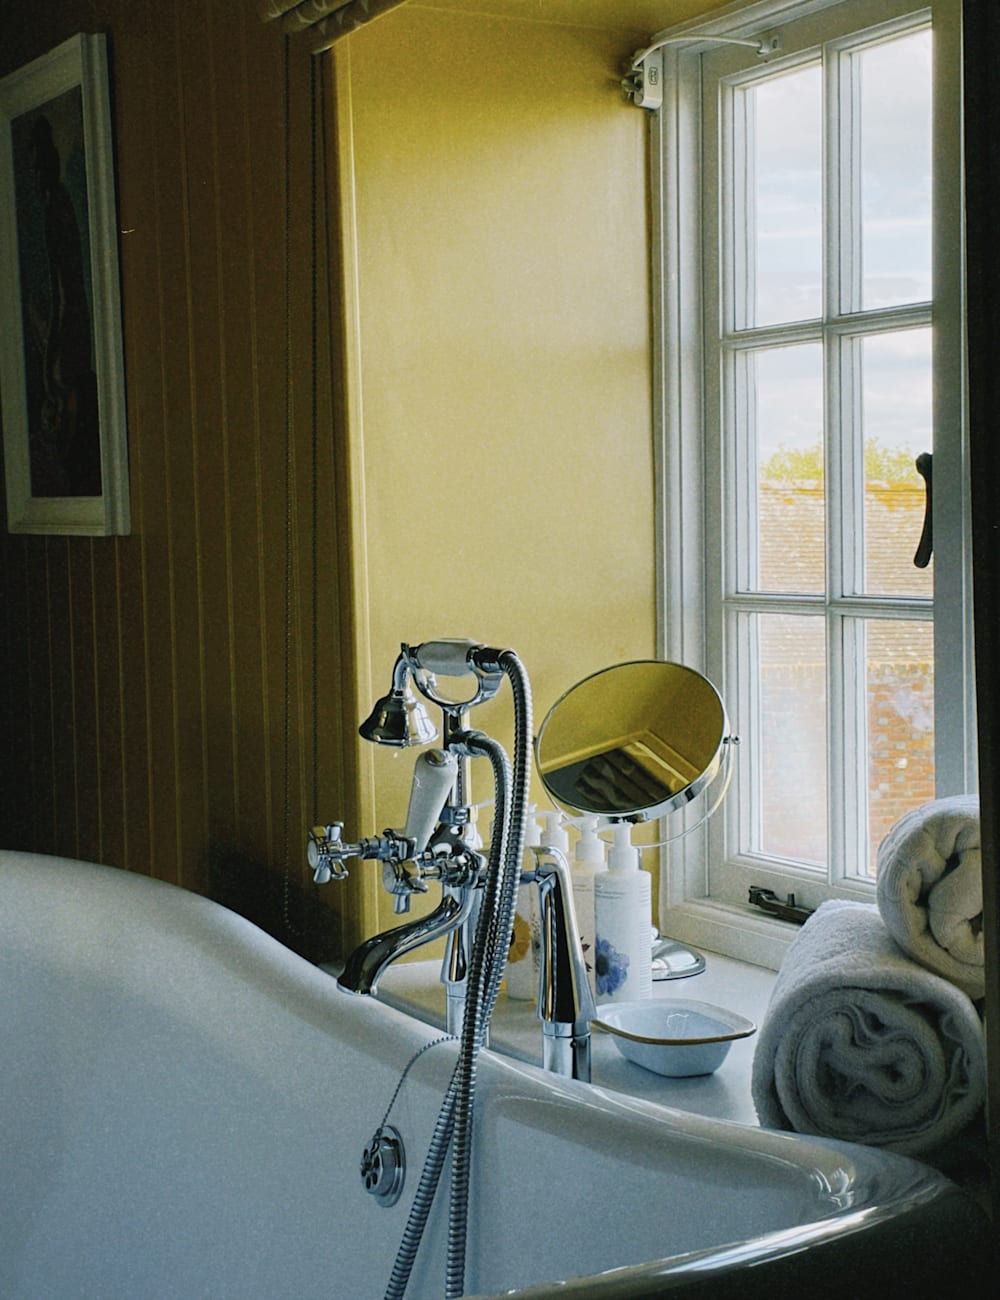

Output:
xmin=377 ymin=1033 xmax=455 ymax=1133
xmin=361 ymin=1034 xmax=455 ymax=1208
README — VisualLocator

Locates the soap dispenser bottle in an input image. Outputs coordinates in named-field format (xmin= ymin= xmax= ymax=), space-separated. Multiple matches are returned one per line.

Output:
xmin=570 ymin=815 xmax=606 ymax=997
xmin=594 ymin=822 xmax=652 ymax=1003
xmin=506 ymin=805 xmax=542 ymax=1000
xmin=540 ymin=809 xmax=570 ymax=861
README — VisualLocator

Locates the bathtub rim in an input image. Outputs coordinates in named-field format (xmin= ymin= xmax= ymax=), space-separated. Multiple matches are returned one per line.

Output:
xmin=467 ymin=1178 xmax=989 ymax=1298
xmin=2 ymin=849 xmax=990 ymax=1299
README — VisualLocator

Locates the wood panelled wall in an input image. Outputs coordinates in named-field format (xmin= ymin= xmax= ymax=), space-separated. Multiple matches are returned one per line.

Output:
xmin=0 ymin=0 xmax=362 ymax=960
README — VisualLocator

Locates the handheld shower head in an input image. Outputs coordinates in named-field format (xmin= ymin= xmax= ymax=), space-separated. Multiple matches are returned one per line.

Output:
xmin=360 ymin=652 xmax=439 ymax=746
xmin=359 ymin=686 xmax=438 ymax=747
xmin=359 ymin=639 xmax=508 ymax=747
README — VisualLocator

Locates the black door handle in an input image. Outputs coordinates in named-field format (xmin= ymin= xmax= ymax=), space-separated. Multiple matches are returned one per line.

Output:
xmin=914 ymin=452 xmax=932 ymax=568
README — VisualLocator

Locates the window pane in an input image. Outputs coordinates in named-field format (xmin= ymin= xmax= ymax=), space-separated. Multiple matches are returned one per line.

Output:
xmin=743 ymin=63 xmax=823 ymax=327
xmin=858 ymin=30 xmax=932 ymax=310
xmin=861 ymin=329 xmax=932 ymax=598
xmin=865 ymin=619 xmax=934 ymax=873
xmin=753 ymin=343 xmax=825 ymax=593
xmin=757 ymin=613 xmax=827 ymax=864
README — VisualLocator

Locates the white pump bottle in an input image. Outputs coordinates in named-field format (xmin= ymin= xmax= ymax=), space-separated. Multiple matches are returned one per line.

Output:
xmin=570 ymin=815 xmax=606 ymax=997
xmin=594 ymin=821 xmax=652 ymax=1003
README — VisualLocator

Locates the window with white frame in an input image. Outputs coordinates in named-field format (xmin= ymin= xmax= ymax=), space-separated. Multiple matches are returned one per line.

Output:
xmin=654 ymin=0 xmax=972 ymax=967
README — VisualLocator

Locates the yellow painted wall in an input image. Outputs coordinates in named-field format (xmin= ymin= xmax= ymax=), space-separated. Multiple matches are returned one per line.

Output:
xmin=335 ymin=4 xmax=661 ymax=929
xmin=0 ymin=0 xmax=736 ymax=953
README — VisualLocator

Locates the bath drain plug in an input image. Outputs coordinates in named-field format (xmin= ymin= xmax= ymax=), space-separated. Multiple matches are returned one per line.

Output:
xmin=361 ymin=1125 xmax=405 ymax=1207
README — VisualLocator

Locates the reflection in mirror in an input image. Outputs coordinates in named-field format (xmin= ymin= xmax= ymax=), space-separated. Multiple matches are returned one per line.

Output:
xmin=535 ymin=660 xmax=733 ymax=982
xmin=535 ymin=661 xmax=730 ymax=821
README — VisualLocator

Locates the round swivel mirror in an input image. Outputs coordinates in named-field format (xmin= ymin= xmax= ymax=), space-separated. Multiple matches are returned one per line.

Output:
xmin=535 ymin=660 xmax=730 ymax=822
xmin=536 ymin=661 xmax=733 ymax=980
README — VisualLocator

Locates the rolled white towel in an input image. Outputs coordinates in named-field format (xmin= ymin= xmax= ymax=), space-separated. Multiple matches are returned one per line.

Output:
xmin=751 ymin=901 xmax=986 ymax=1158
xmin=876 ymin=794 xmax=984 ymax=999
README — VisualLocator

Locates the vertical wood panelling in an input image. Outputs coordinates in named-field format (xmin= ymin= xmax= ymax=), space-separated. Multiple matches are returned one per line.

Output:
xmin=0 ymin=0 xmax=354 ymax=962
xmin=92 ymin=540 xmax=126 ymax=867
xmin=26 ymin=542 xmax=54 ymax=850
xmin=141 ymin=0 xmax=184 ymax=885
xmin=69 ymin=542 xmax=99 ymax=855
xmin=248 ymin=29 xmax=295 ymax=886
xmin=201 ymin=0 xmax=240 ymax=863
xmin=173 ymin=0 xmax=220 ymax=882
xmin=46 ymin=544 xmax=75 ymax=850
xmin=288 ymin=44 xmax=318 ymax=894
xmin=226 ymin=2 xmax=277 ymax=866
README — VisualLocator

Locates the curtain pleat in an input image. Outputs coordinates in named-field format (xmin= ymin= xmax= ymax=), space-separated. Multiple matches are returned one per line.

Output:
xmin=259 ymin=0 xmax=410 ymax=52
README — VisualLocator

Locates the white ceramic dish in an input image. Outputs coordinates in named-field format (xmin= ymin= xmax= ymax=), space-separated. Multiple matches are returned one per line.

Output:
xmin=593 ymin=998 xmax=756 ymax=1077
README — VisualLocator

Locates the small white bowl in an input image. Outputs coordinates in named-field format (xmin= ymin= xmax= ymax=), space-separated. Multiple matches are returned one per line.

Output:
xmin=593 ymin=998 xmax=756 ymax=1077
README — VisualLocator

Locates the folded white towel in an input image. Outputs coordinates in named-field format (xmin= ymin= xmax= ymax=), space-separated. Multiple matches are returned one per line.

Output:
xmin=751 ymin=901 xmax=986 ymax=1157
xmin=876 ymin=795 xmax=984 ymax=999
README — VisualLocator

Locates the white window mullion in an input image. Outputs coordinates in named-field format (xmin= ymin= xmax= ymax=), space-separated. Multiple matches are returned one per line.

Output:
xmin=831 ymin=333 xmax=870 ymax=883
xmin=835 ymin=611 xmax=870 ymax=883
xmin=825 ymin=337 xmax=844 ymax=598
xmin=834 ymin=334 xmax=866 ymax=597
xmin=828 ymin=41 xmax=862 ymax=317
xmin=727 ymin=84 xmax=756 ymax=334
xmin=732 ymin=348 xmax=759 ymax=594
xmin=732 ymin=607 xmax=761 ymax=857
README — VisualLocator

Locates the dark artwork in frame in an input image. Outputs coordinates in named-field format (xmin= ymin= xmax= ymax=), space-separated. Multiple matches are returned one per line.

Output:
xmin=0 ymin=33 xmax=129 ymax=535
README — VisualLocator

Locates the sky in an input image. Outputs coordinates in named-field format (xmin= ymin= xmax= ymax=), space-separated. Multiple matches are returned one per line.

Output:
xmin=737 ymin=27 xmax=933 ymax=467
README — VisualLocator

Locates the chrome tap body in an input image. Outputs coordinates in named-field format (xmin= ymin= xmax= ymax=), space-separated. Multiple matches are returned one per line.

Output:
xmin=523 ymin=844 xmax=596 ymax=1081
xmin=338 ymin=885 xmax=477 ymax=996
xmin=308 ymin=638 xmax=594 ymax=1076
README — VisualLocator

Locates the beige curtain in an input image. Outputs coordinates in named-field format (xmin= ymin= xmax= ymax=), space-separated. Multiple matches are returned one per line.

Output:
xmin=259 ymin=0 xmax=411 ymax=53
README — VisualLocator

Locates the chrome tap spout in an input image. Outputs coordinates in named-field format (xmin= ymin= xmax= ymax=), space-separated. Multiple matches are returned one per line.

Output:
xmin=527 ymin=844 xmax=596 ymax=1081
xmin=337 ymin=887 xmax=476 ymax=997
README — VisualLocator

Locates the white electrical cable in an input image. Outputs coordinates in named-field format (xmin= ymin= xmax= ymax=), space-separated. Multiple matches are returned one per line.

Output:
xmin=631 ymin=33 xmax=775 ymax=71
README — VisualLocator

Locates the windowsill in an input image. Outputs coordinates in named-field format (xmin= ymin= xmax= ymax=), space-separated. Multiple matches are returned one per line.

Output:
xmin=662 ymin=898 xmax=800 ymax=973
xmin=374 ymin=949 xmax=776 ymax=1127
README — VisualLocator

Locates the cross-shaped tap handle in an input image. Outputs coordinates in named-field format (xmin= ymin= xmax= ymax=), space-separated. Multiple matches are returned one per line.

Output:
xmin=307 ymin=824 xmax=350 ymax=884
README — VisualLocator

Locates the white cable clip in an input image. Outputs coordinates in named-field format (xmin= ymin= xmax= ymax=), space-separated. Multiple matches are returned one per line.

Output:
xmin=622 ymin=51 xmax=662 ymax=110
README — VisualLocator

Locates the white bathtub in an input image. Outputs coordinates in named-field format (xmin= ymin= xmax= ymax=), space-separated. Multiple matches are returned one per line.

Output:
xmin=1 ymin=851 xmax=989 ymax=1299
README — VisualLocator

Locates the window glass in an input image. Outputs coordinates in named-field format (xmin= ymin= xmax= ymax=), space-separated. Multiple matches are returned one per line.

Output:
xmin=860 ymin=328 xmax=933 ymax=597
xmin=865 ymin=618 xmax=935 ymax=872
xmin=751 ymin=342 xmax=825 ymax=594
xmin=741 ymin=63 xmax=823 ymax=327
xmin=857 ymin=30 xmax=933 ymax=309
xmin=755 ymin=612 xmax=828 ymax=864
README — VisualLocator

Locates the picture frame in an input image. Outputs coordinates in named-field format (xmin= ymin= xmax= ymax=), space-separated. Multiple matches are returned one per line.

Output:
xmin=0 ymin=33 xmax=130 ymax=536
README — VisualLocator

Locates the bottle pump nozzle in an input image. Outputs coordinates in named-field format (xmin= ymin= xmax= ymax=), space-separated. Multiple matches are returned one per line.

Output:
xmin=574 ymin=815 xmax=606 ymax=865
xmin=609 ymin=820 xmax=640 ymax=871
xmin=541 ymin=810 xmax=569 ymax=854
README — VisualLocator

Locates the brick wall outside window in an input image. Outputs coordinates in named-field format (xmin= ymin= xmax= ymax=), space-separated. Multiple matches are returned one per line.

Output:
xmin=757 ymin=480 xmax=932 ymax=868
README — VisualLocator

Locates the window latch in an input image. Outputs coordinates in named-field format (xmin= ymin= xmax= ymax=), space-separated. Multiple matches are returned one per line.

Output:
xmin=748 ymin=886 xmax=814 ymax=925
xmin=914 ymin=452 xmax=933 ymax=568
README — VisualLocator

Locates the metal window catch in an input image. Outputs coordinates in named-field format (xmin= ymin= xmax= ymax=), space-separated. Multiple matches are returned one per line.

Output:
xmin=748 ymin=885 xmax=814 ymax=925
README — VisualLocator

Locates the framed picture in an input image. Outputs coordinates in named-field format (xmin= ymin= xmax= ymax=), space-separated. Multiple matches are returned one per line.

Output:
xmin=0 ymin=33 xmax=130 ymax=536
